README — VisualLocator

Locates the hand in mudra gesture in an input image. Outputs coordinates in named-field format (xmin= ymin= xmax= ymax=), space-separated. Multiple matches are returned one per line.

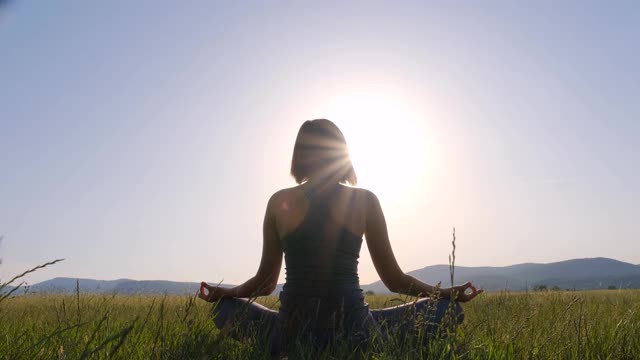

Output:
xmin=198 ymin=282 xmax=226 ymax=302
xmin=449 ymin=281 xmax=483 ymax=302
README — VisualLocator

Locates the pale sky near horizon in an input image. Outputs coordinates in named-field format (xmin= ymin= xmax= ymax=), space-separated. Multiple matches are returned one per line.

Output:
xmin=1 ymin=1 xmax=639 ymax=286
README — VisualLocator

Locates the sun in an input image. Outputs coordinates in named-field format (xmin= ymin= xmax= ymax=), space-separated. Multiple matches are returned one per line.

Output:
xmin=324 ymin=91 xmax=430 ymax=205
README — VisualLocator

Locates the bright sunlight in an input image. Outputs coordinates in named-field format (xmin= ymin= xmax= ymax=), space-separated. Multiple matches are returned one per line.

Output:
xmin=325 ymin=91 xmax=431 ymax=204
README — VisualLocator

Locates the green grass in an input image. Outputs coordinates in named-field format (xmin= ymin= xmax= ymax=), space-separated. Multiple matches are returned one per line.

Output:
xmin=1 ymin=290 xmax=639 ymax=359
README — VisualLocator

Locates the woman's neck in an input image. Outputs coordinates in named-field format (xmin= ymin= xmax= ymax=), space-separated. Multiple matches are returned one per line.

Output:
xmin=303 ymin=178 xmax=341 ymax=194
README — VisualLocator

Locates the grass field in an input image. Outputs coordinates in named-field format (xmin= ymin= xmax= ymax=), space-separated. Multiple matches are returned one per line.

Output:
xmin=1 ymin=289 xmax=639 ymax=359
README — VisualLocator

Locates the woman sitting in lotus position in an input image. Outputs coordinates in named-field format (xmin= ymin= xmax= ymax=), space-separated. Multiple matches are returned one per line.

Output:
xmin=199 ymin=119 xmax=482 ymax=355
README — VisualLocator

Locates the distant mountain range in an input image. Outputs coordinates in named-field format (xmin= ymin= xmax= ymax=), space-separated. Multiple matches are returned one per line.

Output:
xmin=5 ymin=257 xmax=640 ymax=296
xmin=364 ymin=257 xmax=640 ymax=293
xmin=7 ymin=278 xmax=235 ymax=296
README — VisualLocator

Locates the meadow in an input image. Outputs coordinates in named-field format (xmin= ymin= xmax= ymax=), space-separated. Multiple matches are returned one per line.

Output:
xmin=1 ymin=289 xmax=639 ymax=359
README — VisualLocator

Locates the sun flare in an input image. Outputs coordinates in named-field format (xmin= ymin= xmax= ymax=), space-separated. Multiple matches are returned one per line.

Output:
xmin=325 ymin=91 xmax=430 ymax=204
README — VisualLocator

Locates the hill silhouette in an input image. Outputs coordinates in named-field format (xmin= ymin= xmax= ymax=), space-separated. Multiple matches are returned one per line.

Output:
xmin=21 ymin=278 xmax=234 ymax=295
xmin=9 ymin=257 xmax=640 ymax=295
xmin=364 ymin=257 xmax=640 ymax=293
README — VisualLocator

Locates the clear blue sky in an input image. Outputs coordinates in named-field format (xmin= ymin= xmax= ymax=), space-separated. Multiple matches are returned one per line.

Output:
xmin=1 ymin=1 xmax=638 ymax=285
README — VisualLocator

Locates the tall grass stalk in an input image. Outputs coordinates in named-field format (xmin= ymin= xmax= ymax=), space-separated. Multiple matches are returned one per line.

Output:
xmin=0 ymin=259 xmax=65 ymax=302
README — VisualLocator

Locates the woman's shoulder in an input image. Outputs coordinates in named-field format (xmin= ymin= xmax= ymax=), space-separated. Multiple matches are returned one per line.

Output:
xmin=268 ymin=185 xmax=376 ymax=204
xmin=267 ymin=185 xmax=313 ymax=210
xmin=269 ymin=185 xmax=302 ymax=200
xmin=338 ymin=184 xmax=374 ymax=198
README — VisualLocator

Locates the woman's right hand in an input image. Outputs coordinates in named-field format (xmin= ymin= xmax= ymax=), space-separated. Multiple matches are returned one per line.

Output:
xmin=448 ymin=281 xmax=483 ymax=302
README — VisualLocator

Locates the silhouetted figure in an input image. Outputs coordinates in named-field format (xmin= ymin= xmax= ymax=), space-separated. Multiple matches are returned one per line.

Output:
xmin=199 ymin=119 xmax=481 ymax=356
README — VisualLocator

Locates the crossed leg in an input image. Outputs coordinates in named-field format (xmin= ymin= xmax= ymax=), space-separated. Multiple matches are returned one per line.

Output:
xmin=211 ymin=298 xmax=278 ymax=341
xmin=370 ymin=298 xmax=464 ymax=341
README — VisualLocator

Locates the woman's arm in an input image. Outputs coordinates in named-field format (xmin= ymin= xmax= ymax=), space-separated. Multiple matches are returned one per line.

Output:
xmin=364 ymin=190 xmax=481 ymax=302
xmin=199 ymin=194 xmax=283 ymax=302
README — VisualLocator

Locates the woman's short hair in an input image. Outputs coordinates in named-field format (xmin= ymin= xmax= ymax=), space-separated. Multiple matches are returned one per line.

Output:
xmin=290 ymin=119 xmax=357 ymax=185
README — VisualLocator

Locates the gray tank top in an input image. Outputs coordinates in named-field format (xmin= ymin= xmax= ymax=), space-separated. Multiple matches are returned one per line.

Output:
xmin=279 ymin=184 xmax=366 ymax=312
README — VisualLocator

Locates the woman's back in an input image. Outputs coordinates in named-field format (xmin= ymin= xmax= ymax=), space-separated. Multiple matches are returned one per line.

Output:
xmin=272 ymin=183 xmax=367 ymax=242
xmin=279 ymin=184 xmax=364 ymax=298
xmin=271 ymin=183 xmax=372 ymax=345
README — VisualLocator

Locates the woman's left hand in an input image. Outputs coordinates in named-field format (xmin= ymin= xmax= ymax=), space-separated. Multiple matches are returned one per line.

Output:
xmin=198 ymin=282 xmax=227 ymax=302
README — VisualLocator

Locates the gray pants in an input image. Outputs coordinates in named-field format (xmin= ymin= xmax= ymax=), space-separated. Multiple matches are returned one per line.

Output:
xmin=212 ymin=297 xmax=464 ymax=354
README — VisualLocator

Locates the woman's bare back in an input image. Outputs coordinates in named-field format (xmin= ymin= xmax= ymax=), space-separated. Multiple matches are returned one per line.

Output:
xmin=270 ymin=184 xmax=370 ymax=243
